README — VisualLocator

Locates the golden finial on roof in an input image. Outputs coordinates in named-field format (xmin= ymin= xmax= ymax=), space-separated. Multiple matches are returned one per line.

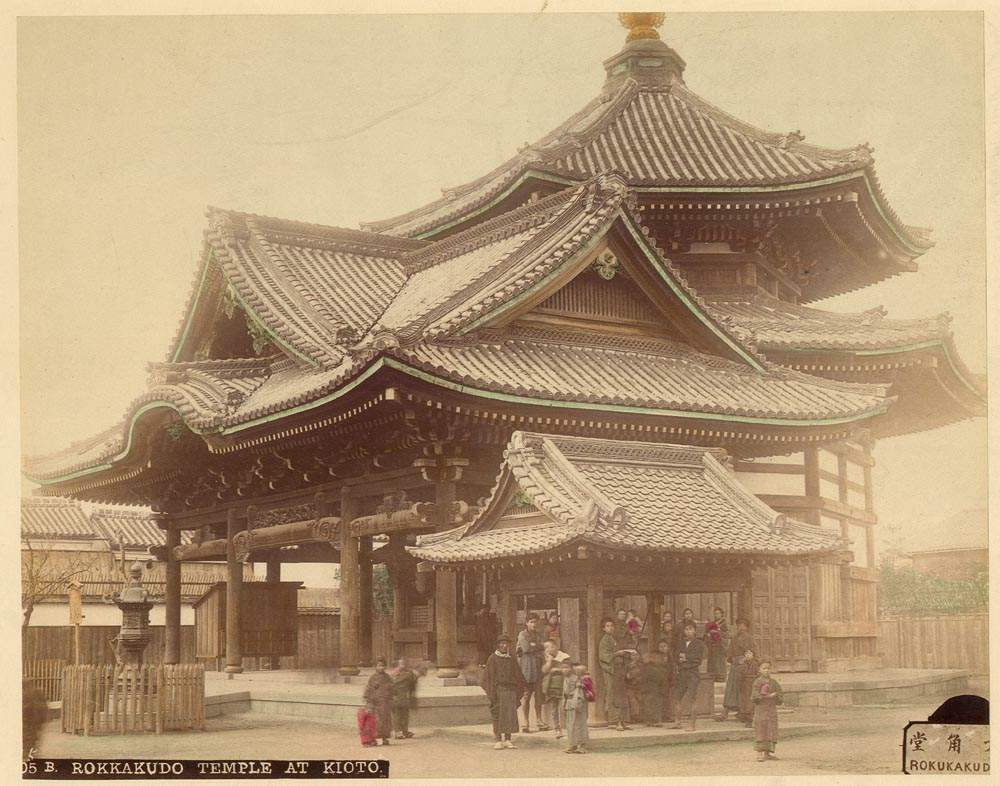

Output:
xmin=618 ymin=12 xmax=666 ymax=42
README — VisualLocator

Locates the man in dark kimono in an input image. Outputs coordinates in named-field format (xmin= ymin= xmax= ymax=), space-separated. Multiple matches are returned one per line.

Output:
xmin=363 ymin=657 xmax=394 ymax=746
xmin=656 ymin=638 xmax=675 ymax=722
xmin=598 ymin=618 xmax=631 ymax=731
xmin=717 ymin=617 xmax=754 ymax=722
xmin=482 ymin=633 xmax=527 ymax=749
xmin=474 ymin=605 xmax=499 ymax=667
xmin=672 ymin=621 xmax=704 ymax=731
xmin=639 ymin=650 xmax=668 ymax=726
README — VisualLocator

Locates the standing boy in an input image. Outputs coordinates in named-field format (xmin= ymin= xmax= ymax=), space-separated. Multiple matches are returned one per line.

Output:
xmin=391 ymin=657 xmax=418 ymax=739
xmin=672 ymin=620 xmax=704 ymax=731
xmin=541 ymin=639 xmax=570 ymax=736
xmin=516 ymin=613 xmax=546 ymax=732
xmin=751 ymin=660 xmax=783 ymax=761
xmin=482 ymin=633 xmax=527 ymax=749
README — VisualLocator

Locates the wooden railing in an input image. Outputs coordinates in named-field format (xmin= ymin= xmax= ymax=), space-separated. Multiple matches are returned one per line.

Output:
xmin=62 ymin=664 xmax=205 ymax=735
xmin=24 ymin=659 xmax=66 ymax=702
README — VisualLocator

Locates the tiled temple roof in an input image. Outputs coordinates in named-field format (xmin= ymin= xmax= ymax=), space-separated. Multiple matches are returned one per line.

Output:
xmin=408 ymin=431 xmax=841 ymax=563
xmin=396 ymin=328 xmax=889 ymax=422
xmin=362 ymin=75 xmax=905 ymax=242
xmin=182 ymin=210 xmax=419 ymax=368
xmin=21 ymin=496 xmax=191 ymax=547
xmin=707 ymin=292 xmax=954 ymax=351
xmin=26 ymin=175 xmax=909 ymax=483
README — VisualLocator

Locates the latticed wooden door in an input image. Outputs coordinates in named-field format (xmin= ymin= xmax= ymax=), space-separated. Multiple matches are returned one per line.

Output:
xmin=751 ymin=565 xmax=811 ymax=671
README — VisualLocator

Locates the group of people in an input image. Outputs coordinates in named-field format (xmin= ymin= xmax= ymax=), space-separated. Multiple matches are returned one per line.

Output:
xmin=482 ymin=614 xmax=595 ymax=753
xmin=358 ymin=657 xmax=420 ymax=747
xmin=479 ymin=605 xmax=784 ymax=761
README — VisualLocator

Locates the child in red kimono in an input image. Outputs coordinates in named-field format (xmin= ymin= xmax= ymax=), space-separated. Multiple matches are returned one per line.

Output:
xmin=357 ymin=706 xmax=377 ymax=747
xmin=751 ymin=660 xmax=783 ymax=761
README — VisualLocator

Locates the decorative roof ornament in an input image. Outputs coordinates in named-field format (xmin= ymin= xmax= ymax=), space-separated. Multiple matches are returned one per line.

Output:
xmin=592 ymin=249 xmax=620 ymax=280
xmin=778 ymin=130 xmax=805 ymax=150
xmin=619 ymin=12 xmax=666 ymax=42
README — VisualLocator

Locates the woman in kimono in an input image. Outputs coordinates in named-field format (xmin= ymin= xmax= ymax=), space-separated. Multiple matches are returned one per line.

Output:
xmin=363 ymin=658 xmax=394 ymax=746
xmin=705 ymin=606 xmax=731 ymax=682
xmin=751 ymin=660 xmax=783 ymax=761
xmin=482 ymin=633 xmax=527 ymax=749
xmin=717 ymin=617 xmax=754 ymax=721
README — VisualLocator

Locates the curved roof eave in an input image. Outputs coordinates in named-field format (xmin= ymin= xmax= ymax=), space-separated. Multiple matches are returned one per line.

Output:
xmin=23 ymin=351 xmax=894 ymax=489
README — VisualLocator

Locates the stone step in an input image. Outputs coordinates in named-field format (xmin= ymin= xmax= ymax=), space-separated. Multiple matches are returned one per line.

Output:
xmin=434 ymin=720 xmax=826 ymax=751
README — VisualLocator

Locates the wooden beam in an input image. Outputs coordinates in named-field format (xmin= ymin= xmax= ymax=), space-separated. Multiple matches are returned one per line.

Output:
xmin=756 ymin=494 xmax=877 ymax=525
xmin=733 ymin=461 xmax=804 ymax=475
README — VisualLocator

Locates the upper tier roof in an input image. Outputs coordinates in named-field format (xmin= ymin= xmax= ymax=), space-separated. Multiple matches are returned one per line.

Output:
xmin=408 ymin=431 xmax=841 ymax=563
xmin=361 ymin=34 xmax=926 ymax=259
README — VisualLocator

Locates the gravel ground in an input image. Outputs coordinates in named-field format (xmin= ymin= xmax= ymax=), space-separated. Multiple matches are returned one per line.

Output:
xmin=32 ymin=681 xmax=986 ymax=778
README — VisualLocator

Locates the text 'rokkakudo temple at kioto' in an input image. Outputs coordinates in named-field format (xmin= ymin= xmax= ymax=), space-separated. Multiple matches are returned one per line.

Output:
xmin=25 ymin=13 xmax=984 ymax=714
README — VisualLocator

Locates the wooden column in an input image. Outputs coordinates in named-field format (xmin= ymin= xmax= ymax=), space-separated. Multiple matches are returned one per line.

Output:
xmin=836 ymin=451 xmax=849 ymax=503
xmin=389 ymin=536 xmax=407 ymax=661
xmin=434 ymin=568 xmax=460 ymax=678
xmin=266 ymin=556 xmax=281 ymax=670
xmin=646 ymin=592 xmax=661 ymax=649
xmin=359 ymin=536 xmax=374 ymax=665
xmin=338 ymin=490 xmax=361 ymax=676
xmin=498 ymin=586 xmax=516 ymax=639
xmin=803 ymin=446 xmax=821 ymax=526
xmin=164 ymin=525 xmax=182 ymax=665
xmin=225 ymin=508 xmax=243 ymax=675
xmin=585 ymin=579 xmax=605 ymax=724
xmin=737 ymin=568 xmax=754 ymax=625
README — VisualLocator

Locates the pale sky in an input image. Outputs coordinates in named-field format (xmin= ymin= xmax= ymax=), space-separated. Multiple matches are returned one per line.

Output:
xmin=17 ymin=12 xmax=987 ymax=550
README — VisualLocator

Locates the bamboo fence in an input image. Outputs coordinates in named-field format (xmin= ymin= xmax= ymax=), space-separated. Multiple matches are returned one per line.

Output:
xmin=61 ymin=663 xmax=204 ymax=735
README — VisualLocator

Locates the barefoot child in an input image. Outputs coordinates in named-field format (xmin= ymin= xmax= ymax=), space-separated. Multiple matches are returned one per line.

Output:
xmin=751 ymin=660 xmax=783 ymax=761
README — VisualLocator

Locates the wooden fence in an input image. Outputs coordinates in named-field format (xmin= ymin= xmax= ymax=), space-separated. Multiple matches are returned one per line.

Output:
xmin=24 ymin=659 xmax=66 ymax=702
xmin=23 ymin=626 xmax=197 ymax=667
xmin=62 ymin=664 xmax=204 ymax=735
xmin=878 ymin=614 xmax=988 ymax=673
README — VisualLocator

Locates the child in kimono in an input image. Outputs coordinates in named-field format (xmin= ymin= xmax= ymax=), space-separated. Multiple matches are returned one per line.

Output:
xmin=363 ymin=658 xmax=395 ymax=746
xmin=562 ymin=662 xmax=590 ymax=754
xmin=540 ymin=642 xmax=569 ymax=738
xmin=751 ymin=660 xmax=783 ymax=761
xmin=738 ymin=650 xmax=759 ymax=726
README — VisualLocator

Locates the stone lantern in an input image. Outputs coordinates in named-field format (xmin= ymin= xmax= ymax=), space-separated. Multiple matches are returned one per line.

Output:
xmin=110 ymin=561 xmax=155 ymax=667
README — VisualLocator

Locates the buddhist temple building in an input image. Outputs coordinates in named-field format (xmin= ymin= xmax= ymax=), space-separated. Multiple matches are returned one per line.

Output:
xmin=24 ymin=12 xmax=984 ymax=701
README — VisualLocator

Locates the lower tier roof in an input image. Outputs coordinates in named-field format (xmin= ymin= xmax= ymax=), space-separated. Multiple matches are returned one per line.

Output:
xmin=408 ymin=431 xmax=842 ymax=564
xmin=23 ymin=330 xmax=891 ymax=485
